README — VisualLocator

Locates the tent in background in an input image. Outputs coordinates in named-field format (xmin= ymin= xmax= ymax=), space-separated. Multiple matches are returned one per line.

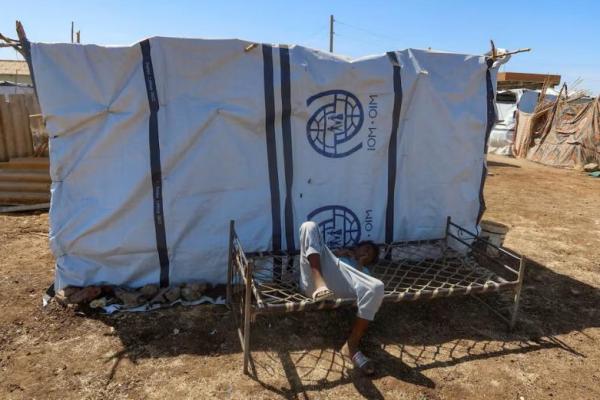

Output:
xmin=514 ymin=93 xmax=599 ymax=168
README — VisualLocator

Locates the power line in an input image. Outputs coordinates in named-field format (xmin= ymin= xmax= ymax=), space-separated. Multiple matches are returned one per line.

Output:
xmin=303 ymin=24 xmax=328 ymax=42
xmin=298 ymin=24 xmax=328 ymax=49
xmin=335 ymin=19 xmax=399 ymax=43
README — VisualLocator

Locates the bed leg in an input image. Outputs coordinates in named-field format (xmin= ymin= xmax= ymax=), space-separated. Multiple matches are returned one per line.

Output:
xmin=444 ymin=216 xmax=451 ymax=248
xmin=227 ymin=220 xmax=234 ymax=306
xmin=509 ymin=257 xmax=526 ymax=330
xmin=242 ymin=260 xmax=253 ymax=375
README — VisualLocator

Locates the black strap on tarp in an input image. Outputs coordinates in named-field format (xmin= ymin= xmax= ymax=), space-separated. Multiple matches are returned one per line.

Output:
xmin=279 ymin=45 xmax=296 ymax=253
xmin=385 ymin=51 xmax=403 ymax=244
xmin=477 ymin=58 xmax=496 ymax=223
xmin=140 ymin=39 xmax=170 ymax=288
xmin=262 ymin=44 xmax=283 ymax=279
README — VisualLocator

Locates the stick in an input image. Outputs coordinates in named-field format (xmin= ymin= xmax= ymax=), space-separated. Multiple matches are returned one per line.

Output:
xmin=503 ymin=48 xmax=532 ymax=56
xmin=0 ymin=32 xmax=19 ymax=43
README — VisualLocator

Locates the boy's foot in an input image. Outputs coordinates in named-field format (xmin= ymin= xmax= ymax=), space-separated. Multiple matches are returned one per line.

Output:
xmin=341 ymin=342 xmax=375 ymax=376
xmin=312 ymin=286 xmax=334 ymax=302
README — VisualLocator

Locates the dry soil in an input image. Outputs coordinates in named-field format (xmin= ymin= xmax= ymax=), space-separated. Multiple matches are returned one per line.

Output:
xmin=0 ymin=154 xmax=599 ymax=399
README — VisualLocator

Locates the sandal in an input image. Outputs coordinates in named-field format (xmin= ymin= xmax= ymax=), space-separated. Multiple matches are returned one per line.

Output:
xmin=351 ymin=351 xmax=376 ymax=376
xmin=312 ymin=286 xmax=334 ymax=302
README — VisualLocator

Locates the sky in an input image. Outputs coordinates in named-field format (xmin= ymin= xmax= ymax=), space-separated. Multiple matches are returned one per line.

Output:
xmin=1 ymin=0 xmax=599 ymax=94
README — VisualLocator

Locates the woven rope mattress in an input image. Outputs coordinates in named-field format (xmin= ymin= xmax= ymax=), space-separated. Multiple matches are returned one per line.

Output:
xmin=246 ymin=240 xmax=516 ymax=314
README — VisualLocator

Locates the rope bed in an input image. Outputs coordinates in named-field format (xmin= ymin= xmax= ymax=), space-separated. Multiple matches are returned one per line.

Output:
xmin=246 ymin=242 xmax=514 ymax=313
xmin=227 ymin=217 xmax=526 ymax=374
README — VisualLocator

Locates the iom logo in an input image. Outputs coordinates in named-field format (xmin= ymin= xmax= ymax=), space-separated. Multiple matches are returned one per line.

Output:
xmin=306 ymin=90 xmax=364 ymax=158
xmin=307 ymin=205 xmax=361 ymax=248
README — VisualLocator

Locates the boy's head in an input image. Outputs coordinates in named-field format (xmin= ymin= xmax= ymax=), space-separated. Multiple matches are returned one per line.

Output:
xmin=354 ymin=240 xmax=380 ymax=266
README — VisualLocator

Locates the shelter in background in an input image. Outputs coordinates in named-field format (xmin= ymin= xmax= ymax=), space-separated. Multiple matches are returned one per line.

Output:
xmin=488 ymin=71 xmax=561 ymax=155
xmin=488 ymin=87 xmax=559 ymax=155
xmin=514 ymin=91 xmax=599 ymax=168
xmin=0 ymin=78 xmax=48 ymax=205
xmin=0 ymin=60 xmax=32 ymax=85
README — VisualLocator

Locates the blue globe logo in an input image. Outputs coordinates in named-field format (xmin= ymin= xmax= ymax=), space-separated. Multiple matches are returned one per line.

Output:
xmin=307 ymin=205 xmax=361 ymax=248
xmin=306 ymin=90 xmax=364 ymax=158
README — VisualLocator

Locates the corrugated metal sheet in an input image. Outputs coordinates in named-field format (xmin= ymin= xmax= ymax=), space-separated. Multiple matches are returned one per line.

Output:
xmin=0 ymin=93 xmax=41 ymax=161
xmin=0 ymin=157 xmax=50 ymax=205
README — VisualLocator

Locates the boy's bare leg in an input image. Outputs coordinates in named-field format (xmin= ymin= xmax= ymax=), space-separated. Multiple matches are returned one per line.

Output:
xmin=307 ymin=253 xmax=327 ymax=289
xmin=346 ymin=317 xmax=369 ymax=357
xmin=342 ymin=317 xmax=375 ymax=375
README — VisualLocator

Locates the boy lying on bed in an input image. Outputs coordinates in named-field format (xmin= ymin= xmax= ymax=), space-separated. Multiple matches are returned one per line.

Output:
xmin=299 ymin=221 xmax=384 ymax=376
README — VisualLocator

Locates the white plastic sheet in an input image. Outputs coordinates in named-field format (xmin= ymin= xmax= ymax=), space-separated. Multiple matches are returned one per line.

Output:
xmin=489 ymin=98 xmax=518 ymax=156
xmin=31 ymin=38 xmax=498 ymax=290
xmin=488 ymin=89 xmax=558 ymax=156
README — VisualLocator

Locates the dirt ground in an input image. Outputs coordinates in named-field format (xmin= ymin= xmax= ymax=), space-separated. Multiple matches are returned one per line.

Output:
xmin=1 ymin=154 xmax=599 ymax=399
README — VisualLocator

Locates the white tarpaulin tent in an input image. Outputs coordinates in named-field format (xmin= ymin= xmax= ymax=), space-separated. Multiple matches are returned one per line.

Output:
xmin=30 ymin=38 xmax=500 ymax=290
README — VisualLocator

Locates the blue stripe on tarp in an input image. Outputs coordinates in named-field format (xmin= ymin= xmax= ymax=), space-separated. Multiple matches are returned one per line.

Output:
xmin=478 ymin=58 xmax=496 ymax=223
xmin=262 ymin=44 xmax=282 ymax=260
xmin=385 ymin=51 xmax=403 ymax=244
xmin=140 ymin=39 xmax=170 ymax=288
xmin=279 ymin=45 xmax=296 ymax=252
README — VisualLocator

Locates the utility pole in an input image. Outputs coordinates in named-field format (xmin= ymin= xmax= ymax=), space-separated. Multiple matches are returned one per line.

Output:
xmin=329 ymin=14 xmax=334 ymax=53
xmin=71 ymin=21 xmax=74 ymax=43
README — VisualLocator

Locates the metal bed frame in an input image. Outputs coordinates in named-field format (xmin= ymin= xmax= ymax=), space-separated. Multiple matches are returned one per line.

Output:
xmin=226 ymin=217 xmax=526 ymax=374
